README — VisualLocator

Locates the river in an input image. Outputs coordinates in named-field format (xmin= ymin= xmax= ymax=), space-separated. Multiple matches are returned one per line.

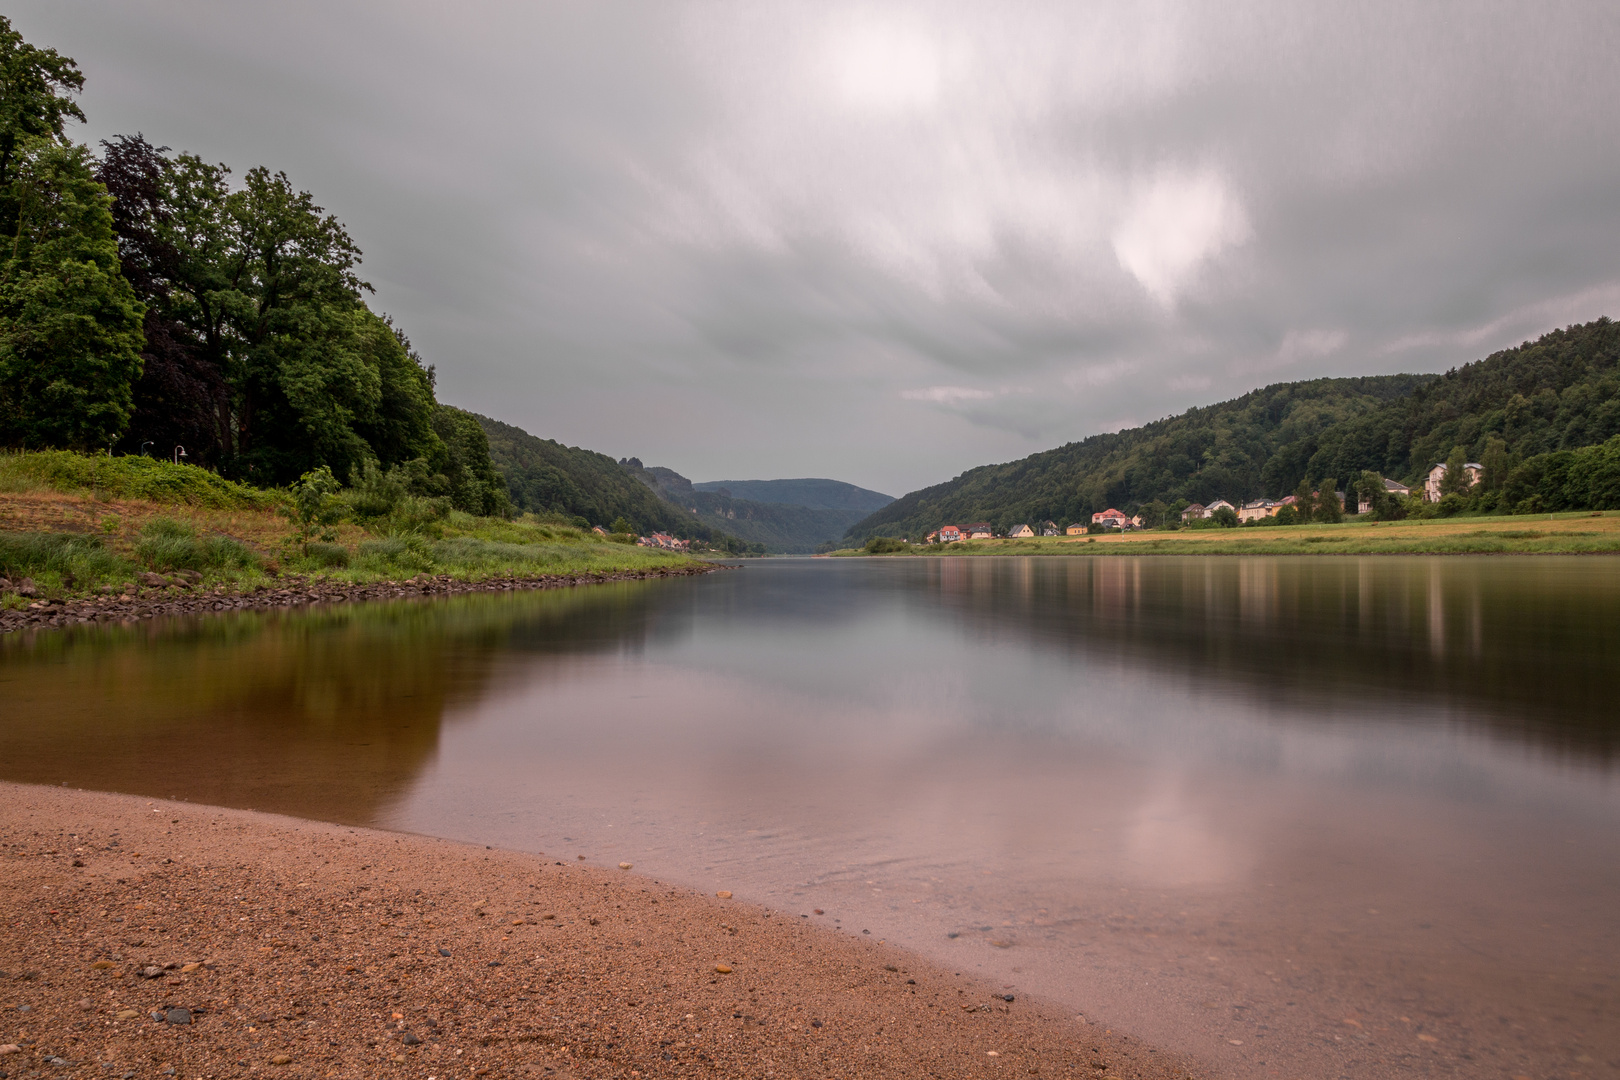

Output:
xmin=2 ymin=556 xmax=1616 ymax=1080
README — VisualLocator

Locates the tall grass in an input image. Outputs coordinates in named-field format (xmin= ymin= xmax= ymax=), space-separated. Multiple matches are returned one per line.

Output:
xmin=0 ymin=532 xmax=129 ymax=586
xmin=134 ymin=517 xmax=261 ymax=573
xmin=0 ymin=450 xmax=280 ymax=510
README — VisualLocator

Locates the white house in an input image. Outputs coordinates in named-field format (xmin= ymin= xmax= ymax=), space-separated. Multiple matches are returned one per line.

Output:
xmin=1424 ymin=463 xmax=1482 ymax=502
xmin=1237 ymin=499 xmax=1278 ymax=523
xmin=1007 ymin=524 xmax=1035 ymax=538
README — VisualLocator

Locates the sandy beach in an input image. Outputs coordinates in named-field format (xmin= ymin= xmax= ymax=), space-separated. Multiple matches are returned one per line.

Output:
xmin=0 ymin=783 xmax=1200 ymax=1080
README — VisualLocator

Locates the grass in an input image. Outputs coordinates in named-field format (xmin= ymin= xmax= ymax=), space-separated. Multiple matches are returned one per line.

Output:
xmin=833 ymin=511 xmax=1620 ymax=557
xmin=0 ymin=449 xmax=282 ymax=510
xmin=0 ymin=451 xmax=704 ymax=608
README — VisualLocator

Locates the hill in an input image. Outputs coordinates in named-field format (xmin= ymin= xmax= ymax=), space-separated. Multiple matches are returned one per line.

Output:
xmin=627 ymin=465 xmax=876 ymax=553
xmin=846 ymin=318 xmax=1620 ymax=540
xmin=691 ymin=478 xmax=893 ymax=513
xmin=472 ymin=415 xmax=727 ymax=542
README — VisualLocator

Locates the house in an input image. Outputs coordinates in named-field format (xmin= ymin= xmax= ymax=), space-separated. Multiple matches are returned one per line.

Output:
xmin=937 ymin=525 xmax=965 ymax=543
xmin=1181 ymin=502 xmax=1207 ymax=521
xmin=1065 ymin=523 xmax=1087 ymax=535
xmin=1424 ymin=463 xmax=1480 ymax=502
xmin=1007 ymin=523 xmax=1035 ymax=538
xmin=1238 ymin=499 xmax=1278 ymax=523
xmin=1039 ymin=520 xmax=1061 ymax=536
xmin=1357 ymin=477 xmax=1413 ymax=514
xmin=1091 ymin=508 xmax=1130 ymax=529
xmin=637 ymin=532 xmax=690 ymax=551
xmin=1205 ymin=499 xmax=1236 ymax=516
xmin=1130 ymin=514 xmax=1145 ymax=528
xmin=591 ymin=525 xmax=610 ymax=536
xmin=965 ymin=522 xmax=993 ymax=539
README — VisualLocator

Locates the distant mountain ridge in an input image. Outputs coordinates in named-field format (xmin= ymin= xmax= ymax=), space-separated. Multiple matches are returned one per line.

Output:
xmin=846 ymin=318 xmax=1620 ymax=540
xmin=627 ymin=464 xmax=884 ymax=552
xmin=473 ymin=414 xmax=728 ymax=541
xmin=691 ymin=478 xmax=893 ymax=513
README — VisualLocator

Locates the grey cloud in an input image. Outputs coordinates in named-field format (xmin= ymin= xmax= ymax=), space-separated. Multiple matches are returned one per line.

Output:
xmin=10 ymin=0 xmax=1620 ymax=493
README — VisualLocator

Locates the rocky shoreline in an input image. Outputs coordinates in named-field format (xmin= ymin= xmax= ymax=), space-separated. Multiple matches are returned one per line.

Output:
xmin=0 ymin=564 xmax=721 ymax=635
xmin=0 ymin=783 xmax=1198 ymax=1080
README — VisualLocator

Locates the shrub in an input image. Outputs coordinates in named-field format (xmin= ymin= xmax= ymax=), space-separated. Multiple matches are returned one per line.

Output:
xmin=0 ymin=450 xmax=280 ymax=510
xmin=355 ymin=535 xmax=436 ymax=575
xmin=0 ymin=531 xmax=128 ymax=588
xmin=134 ymin=517 xmax=259 ymax=573
xmin=864 ymin=536 xmax=907 ymax=553
xmin=301 ymin=541 xmax=351 ymax=568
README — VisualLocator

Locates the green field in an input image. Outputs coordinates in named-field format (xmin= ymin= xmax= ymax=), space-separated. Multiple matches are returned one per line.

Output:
xmin=833 ymin=511 xmax=1620 ymax=557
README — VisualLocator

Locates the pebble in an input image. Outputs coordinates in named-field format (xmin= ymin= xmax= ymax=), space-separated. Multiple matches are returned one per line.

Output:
xmin=166 ymin=1008 xmax=192 ymax=1025
xmin=438 ymin=948 xmax=452 ymax=957
xmin=402 ymin=1032 xmax=422 ymax=1046
xmin=271 ymin=1054 xmax=292 ymax=1065
xmin=619 ymin=862 xmax=633 ymax=869
xmin=716 ymin=891 xmax=732 ymax=899
xmin=0 ymin=1044 xmax=20 ymax=1055
xmin=715 ymin=964 xmax=733 ymax=974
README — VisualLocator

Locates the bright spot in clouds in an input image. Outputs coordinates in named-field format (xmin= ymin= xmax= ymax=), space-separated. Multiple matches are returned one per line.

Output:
xmin=1112 ymin=169 xmax=1251 ymax=306
xmin=826 ymin=13 xmax=947 ymax=112
xmin=902 ymin=386 xmax=998 ymax=405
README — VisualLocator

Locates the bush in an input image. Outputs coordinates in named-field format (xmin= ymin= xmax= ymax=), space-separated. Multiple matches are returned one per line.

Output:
xmin=134 ymin=517 xmax=259 ymax=573
xmin=0 ymin=450 xmax=280 ymax=510
xmin=355 ymin=535 xmax=436 ymax=575
xmin=301 ymin=541 xmax=352 ymax=568
xmin=864 ymin=536 xmax=907 ymax=553
xmin=0 ymin=531 xmax=128 ymax=588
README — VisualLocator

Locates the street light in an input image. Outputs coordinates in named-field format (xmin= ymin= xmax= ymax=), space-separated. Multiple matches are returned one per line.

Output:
xmin=139 ymin=441 xmax=153 ymax=458
xmin=173 ymin=445 xmax=187 ymax=465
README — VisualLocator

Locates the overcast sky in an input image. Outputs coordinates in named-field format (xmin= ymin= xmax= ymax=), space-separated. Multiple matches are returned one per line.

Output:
xmin=13 ymin=1 xmax=1620 ymax=495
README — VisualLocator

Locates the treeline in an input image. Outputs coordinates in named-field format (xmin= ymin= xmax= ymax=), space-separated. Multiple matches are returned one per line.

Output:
xmin=850 ymin=319 xmax=1620 ymax=539
xmin=473 ymin=414 xmax=729 ymax=541
xmin=0 ymin=18 xmax=506 ymax=515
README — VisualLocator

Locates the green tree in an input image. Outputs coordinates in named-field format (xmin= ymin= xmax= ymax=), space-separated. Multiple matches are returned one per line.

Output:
xmin=0 ymin=140 xmax=145 ymax=448
xmin=1292 ymin=478 xmax=1315 ymax=523
xmin=610 ymin=516 xmax=634 ymax=535
xmin=1480 ymin=436 xmax=1510 ymax=491
xmin=1314 ymin=480 xmax=1344 ymax=523
xmin=1439 ymin=445 xmax=1471 ymax=497
xmin=1210 ymin=505 xmax=1239 ymax=528
xmin=0 ymin=16 xmax=85 ymax=236
xmin=284 ymin=465 xmax=341 ymax=553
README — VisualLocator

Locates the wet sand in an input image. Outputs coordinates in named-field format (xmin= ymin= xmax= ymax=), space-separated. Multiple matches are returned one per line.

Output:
xmin=0 ymin=782 xmax=1201 ymax=1080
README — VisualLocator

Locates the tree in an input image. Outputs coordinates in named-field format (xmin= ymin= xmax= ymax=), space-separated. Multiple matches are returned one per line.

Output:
xmin=0 ymin=16 xmax=85 ymax=237
xmin=285 ymin=465 xmax=341 ymax=553
xmin=610 ymin=516 xmax=634 ymax=535
xmin=1210 ymin=505 xmax=1238 ymax=528
xmin=1480 ymin=436 xmax=1510 ymax=491
xmin=1314 ymin=480 xmax=1344 ymax=523
xmin=1439 ymin=445 xmax=1472 ymax=497
xmin=0 ymin=140 xmax=145 ymax=449
xmin=1292 ymin=478 xmax=1314 ymax=523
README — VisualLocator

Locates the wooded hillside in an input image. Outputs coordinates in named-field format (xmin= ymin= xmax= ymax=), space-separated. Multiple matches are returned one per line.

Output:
xmin=849 ymin=319 xmax=1620 ymax=538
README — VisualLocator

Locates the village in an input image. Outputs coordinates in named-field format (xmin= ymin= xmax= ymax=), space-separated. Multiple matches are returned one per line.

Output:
xmin=921 ymin=461 xmax=1480 ymax=542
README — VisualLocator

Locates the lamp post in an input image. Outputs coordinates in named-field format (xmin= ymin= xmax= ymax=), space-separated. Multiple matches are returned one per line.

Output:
xmin=173 ymin=446 xmax=187 ymax=465
xmin=140 ymin=441 xmax=153 ymax=458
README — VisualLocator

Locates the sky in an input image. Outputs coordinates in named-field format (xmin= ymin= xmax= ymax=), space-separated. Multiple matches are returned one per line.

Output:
xmin=12 ymin=1 xmax=1620 ymax=496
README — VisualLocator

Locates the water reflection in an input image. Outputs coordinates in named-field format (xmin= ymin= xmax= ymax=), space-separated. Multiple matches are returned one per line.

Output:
xmin=0 ymin=579 xmax=680 ymax=820
xmin=2 ymin=557 xmax=1617 ymax=1080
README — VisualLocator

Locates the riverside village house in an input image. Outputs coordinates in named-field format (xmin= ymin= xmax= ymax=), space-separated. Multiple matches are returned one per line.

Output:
xmin=1007 ymin=523 xmax=1035 ymax=538
xmin=1424 ymin=462 xmax=1482 ymax=502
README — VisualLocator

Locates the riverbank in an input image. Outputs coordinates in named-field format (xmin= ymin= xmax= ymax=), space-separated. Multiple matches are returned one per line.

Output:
xmin=835 ymin=510 xmax=1620 ymax=556
xmin=0 ymin=564 xmax=719 ymax=635
xmin=0 ymin=783 xmax=1197 ymax=1080
xmin=0 ymin=470 xmax=711 ymax=624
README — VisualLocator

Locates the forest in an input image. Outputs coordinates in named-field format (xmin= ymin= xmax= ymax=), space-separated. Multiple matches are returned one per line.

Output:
xmin=848 ymin=319 xmax=1620 ymax=540
xmin=0 ymin=18 xmax=507 ymax=517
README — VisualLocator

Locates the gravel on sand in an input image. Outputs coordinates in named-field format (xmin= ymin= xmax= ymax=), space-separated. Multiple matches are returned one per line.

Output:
xmin=0 ymin=783 xmax=1203 ymax=1080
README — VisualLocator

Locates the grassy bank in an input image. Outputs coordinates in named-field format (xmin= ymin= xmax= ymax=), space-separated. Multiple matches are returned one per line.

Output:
xmin=834 ymin=510 xmax=1620 ymax=557
xmin=0 ymin=452 xmax=702 ymax=607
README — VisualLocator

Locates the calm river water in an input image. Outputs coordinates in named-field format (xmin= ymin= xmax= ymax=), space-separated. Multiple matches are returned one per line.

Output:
xmin=3 ymin=556 xmax=1617 ymax=1080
